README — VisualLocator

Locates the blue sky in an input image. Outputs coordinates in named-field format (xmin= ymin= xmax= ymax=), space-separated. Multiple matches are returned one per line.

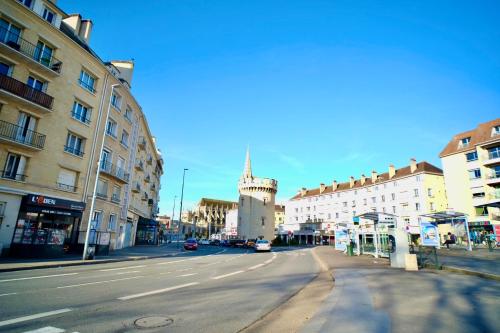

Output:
xmin=60 ymin=0 xmax=500 ymax=215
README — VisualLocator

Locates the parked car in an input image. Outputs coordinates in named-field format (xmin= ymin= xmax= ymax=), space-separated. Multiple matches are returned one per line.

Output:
xmin=199 ymin=239 xmax=210 ymax=245
xmin=254 ymin=239 xmax=271 ymax=252
xmin=233 ymin=239 xmax=245 ymax=248
xmin=184 ymin=238 xmax=198 ymax=250
xmin=245 ymin=239 xmax=256 ymax=248
xmin=210 ymin=239 xmax=221 ymax=246
xmin=220 ymin=239 xmax=230 ymax=247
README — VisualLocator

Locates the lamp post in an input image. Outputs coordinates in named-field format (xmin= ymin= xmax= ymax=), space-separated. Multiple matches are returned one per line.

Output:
xmin=170 ymin=196 xmax=176 ymax=243
xmin=83 ymin=83 xmax=120 ymax=260
xmin=177 ymin=168 xmax=188 ymax=248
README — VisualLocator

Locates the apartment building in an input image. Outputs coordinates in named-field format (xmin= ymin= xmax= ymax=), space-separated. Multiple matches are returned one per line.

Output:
xmin=285 ymin=159 xmax=447 ymax=238
xmin=274 ymin=204 xmax=285 ymax=229
xmin=439 ymin=119 xmax=500 ymax=236
xmin=0 ymin=0 xmax=162 ymax=257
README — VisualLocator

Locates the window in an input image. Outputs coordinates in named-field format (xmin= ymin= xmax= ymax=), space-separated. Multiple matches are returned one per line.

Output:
xmin=466 ymin=151 xmax=478 ymax=162
xmin=16 ymin=112 xmax=38 ymax=144
xmin=0 ymin=201 xmax=5 ymax=228
xmin=415 ymin=203 xmax=420 ymax=211
xmin=0 ymin=19 xmax=21 ymax=45
xmin=112 ymin=186 xmax=121 ymax=202
xmin=335 ymin=213 xmax=339 ymax=218
xmin=381 ymin=195 xmax=385 ymax=202
xmin=108 ymin=214 xmax=117 ymax=231
xmin=352 ymin=200 xmax=356 ymax=207
xmin=101 ymin=149 xmax=112 ymax=171
xmin=295 ymin=208 xmax=298 ymax=213
xmin=2 ymin=153 xmax=26 ymax=181
xmin=382 ymin=207 xmax=386 ymax=213
xmin=121 ymin=130 xmax=129 ymax=147
xmin=92 ymin=211 xmax=103 ymax=229
xmin=363 ymin=198 xmax=367 ymax=205
xmin=65 ymin=133 xmax=84 ymax=156
xmin=391 ymin=193 xmax=396 ymax=201
xmin=72 ymin=101 xmax=91 ymax=124
xmin=27 ymin=76 xmax=46 ymax=92
xmin=111 ymin=93 xmax=122 ymax=110
xmin=42 ymin=6 xmax=56 ymax=24
xmin=468 ymin=169 xmax=481 ymax=179
xmin=79 ymin=70 xmax=96 ymax=93
xmin=96 ymin=179 xmax=108 ymax=198
xmin=261 ymin=217 xmax=265 ymax=226
xmin=427 ymin=188 xmax=433 ymax=197
xmin=34 ymin=41 xmax=53 ymax=66
xmin=17 ymin=0 xmax=33 ymax=8
xmin=430 ymin=202 xmax=435 ymax=211
xmin=392 ymin=206 xmax=396 ymax=214
xmin=342 ymin=202 xmax=347 ymax=207
xmin=125 ymin=106 xmax=133 ymax=122
xmin=0 ymin=61 xmax=12 ymax=76
xmin=57 ymin=168 xmax=77 ymax=192
xmin=393 ymin=181 xmax=397 ymax=187
xmin=459 ymin=137 xmax=471 ymax=148
xmin=414 ymin=189 xmax=419 ymax=197
xmin=241 ymin=198 xmax=244 ymax=206
xmin=117 ymin=156 xmax=125 ymax=175
xmin=416 ymin=175 xmax=421 ymax=182
xmin=263 ymin=198 xmax=267 ymax=206
xmin=371 ymin=197 xmax=376 ymax=203
xmin=488 ymin=146 xmax=500 ymax=160
xmin=493 ymin=126 xmax=500 ymax=137
xmin=106 ymin=118 xmax=117 ymax=138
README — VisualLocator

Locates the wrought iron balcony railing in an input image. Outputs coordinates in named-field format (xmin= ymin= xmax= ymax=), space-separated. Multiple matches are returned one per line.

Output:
xmin=0 ymin=170 xmax=27 ymax=181
xmin=57 ymin=182 xmax=77 ymax=192
xmin=0 ymin=119 xmax=46 ymax=149
xmin=64 ymin=145 xmax=84 ymax=157
xmin=0 ymin=26 xmax=62 ymax=73
xmin=0 ymin=73 xmax=53 ymax=109
xmin=99 ymin=161 xmax=129 ymax=182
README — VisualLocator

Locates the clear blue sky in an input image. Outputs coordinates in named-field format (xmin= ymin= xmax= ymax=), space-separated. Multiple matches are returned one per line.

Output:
xmin=61 ymin=0 xmax=499 ymax=215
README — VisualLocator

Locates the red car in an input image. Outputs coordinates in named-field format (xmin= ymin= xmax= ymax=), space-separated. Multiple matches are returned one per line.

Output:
xmin=184 ymin=238 xmax=198 ymax=250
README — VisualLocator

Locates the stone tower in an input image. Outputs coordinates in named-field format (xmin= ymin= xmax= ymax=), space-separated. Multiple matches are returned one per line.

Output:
xmin=237 ymin=148 xmax=278 ymax=240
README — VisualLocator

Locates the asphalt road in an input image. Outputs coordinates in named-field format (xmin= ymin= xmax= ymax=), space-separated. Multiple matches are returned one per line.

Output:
xmin=0 ymin=245 xmax=319 ymax=333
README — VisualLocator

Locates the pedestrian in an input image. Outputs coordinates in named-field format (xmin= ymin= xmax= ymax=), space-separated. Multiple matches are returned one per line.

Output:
xmin=443 ymin=232 xmax=456 ymax=249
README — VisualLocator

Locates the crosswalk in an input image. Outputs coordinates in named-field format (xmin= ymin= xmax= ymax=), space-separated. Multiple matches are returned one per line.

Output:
xmin=23 ymin=327 xmax=79 ymax=333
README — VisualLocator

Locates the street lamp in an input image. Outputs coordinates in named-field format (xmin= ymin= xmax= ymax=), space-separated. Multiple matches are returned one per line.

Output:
xmin=177 ymin=168 xmax=188 ymax=248
xmin=83 ymin=83 xmax=120 ymax=260
xmin=170 ymin=196 xmax=176 ymax=243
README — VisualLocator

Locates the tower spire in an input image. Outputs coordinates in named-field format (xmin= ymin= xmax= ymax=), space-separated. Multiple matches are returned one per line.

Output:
xmin=243 ymin=146 xmax=252 ymax=178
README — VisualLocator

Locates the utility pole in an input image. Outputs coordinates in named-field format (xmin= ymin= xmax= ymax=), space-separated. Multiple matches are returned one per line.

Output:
xmin=177 ymin=168 xmax=188 ymax=248
xmin=170 ymin=196 xmax=176 ymax=243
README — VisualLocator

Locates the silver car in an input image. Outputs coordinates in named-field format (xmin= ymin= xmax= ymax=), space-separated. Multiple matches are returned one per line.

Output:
xmin=254 ymin=239 xmax=271 ymax=252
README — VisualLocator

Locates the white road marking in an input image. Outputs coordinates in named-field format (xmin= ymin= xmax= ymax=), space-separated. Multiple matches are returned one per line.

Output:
xmin=0 ymin=273 xmax=78 ymax=283
xmin=212 ymin=271 xmax=244 ymax=280
xmin=118 ymin=282 xmax=199 ymax=300
xmin=99 ymin=265 xmax=145 ymax=272
xmin=248 ymin=263 xmax=264 ymax=270
xmin=177 ymin=273 xmax=198 ymax=277
xmin=156 ymin=259 xmax=189 ymax=265
xmin=0 ymin=308 xmax=72 ymax=328
xmin=0 ymin=292 xmax=17 ymax=297
xmin=264 ymin=259 xmax=273 ymax=264
xmin=114 ymin=270 xmax=140 ymax=275
xmin=159 ymin=271 xmax=173 ymax=275
xmin=23 ymin=326 xmax=66 ymax=333
xmin=57 ymin=276 xmax=143 ymax=289
xmin=176 ymin=268 xmax=193 ymax=272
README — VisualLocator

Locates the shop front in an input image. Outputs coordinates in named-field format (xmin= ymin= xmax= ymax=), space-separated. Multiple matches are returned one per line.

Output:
xmin=10 ymin=194 xmax=85 ymax=258
xmin=135 ymin=216 xmax=158 ymax=245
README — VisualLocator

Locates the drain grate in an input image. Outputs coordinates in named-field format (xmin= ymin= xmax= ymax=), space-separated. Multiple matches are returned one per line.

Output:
xmin=134 ymin=316 xmax=174 ymax=329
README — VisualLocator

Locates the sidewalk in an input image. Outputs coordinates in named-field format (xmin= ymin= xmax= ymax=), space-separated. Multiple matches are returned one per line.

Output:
xmin=428 ymin=247 xmax=500 ymax=278
xmin=0 ymin=243 xmax=184 ymax=272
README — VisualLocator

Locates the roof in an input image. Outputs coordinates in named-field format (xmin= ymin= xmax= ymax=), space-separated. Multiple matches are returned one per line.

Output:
xmin=198 ymin=198 xmax=238 ymax=207
xmin=289 ymin=161 xmax=443 ymax=200
xmin=275 ymin=205 xmax=285 ymax=212
xmin=439 ymin=118 xmax=500 ymax=157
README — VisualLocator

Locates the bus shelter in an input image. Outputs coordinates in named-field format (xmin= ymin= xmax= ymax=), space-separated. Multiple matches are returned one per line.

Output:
xmin=354 ymin=212 xmax=398 ymax=258
xmin=419 ymin=211 xmax=471 ymax=251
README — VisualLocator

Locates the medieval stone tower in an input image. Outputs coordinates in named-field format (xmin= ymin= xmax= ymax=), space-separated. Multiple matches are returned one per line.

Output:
xmin=237 ymin=148 xmax=278 ymax=240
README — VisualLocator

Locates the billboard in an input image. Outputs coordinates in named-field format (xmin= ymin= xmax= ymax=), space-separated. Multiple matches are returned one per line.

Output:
xmin=420 ymin=222 xmax=439 ymax=247
xmin=335 ymin=229 xmax=348 ymax=251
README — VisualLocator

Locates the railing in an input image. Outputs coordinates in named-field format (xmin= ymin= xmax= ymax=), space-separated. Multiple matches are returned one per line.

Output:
xmin=135 ymin=159 xmax=144 ymax=170
xmin=1 ymin=170 xmax=27 ymax=181
xmin=0 ymin=26 xmax=62 ymax=73
xmin=64 ymin=145 xmax=84 ymax=157
xmin=78 ymin=79 xmax=96 ymax=94
xmin=487 ymin=192 xmax=500 ymax=200
xmin=148 ymin=199 xmax=154 ymax=206
xmin=138 ymin=136 xmax=146 ymax=149
xmin=99 ymin=161 xmax=129 ymax=182
xmin=71 ymin=110 xmax=91 ymax=124
xmin=486 ymin=172 xmax=500 ymax=180
xmin=132 ymin=182 xmax=141 ymax=192
xmin=146 ymin=155 xmax=153 ymax=164
xmin=0 ymin=119 xmax=46 ymax=149
xmin=144 ymin=175 xmax=151 ymax=183
xmin=488 ymin=150 xmax=500 ymax=160
xmin=141 ymin=193 xmax=149 ymax=201
xmin=57 ymin=182 xmax=77 ymax=192
xmin=0 ymin=73 xmax=53 ymax=109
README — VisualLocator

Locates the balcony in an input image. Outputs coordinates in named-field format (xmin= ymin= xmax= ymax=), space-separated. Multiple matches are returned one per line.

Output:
xmin=0 ymin=170 xmax=26 ymax=182
xmin=100 ymin=161 xmax=129 ymax=183
xmin=57 ymin=182 xmax=77 ymax=192
xmin=483 ymin=150 xmax=500 ymax=166
xmin=0 ymin=120 xmax=46 ymax=150
xmin=150 ymin=184 xmax=156 ymax=191
xmin=132 ymin=182 xmax=141 ymax=193
xmin=111 ymin=194 xmax=121 ymax=203
xmin=148 ymin=199 xmax=154 ymax=206
xmin=138 ymin=136 xmax=146 ymax=150
xmin=0 ymin=27 xmax=62 ymax=75
xmin=486 ymin=172 xmax=500 ymax=185
xmin=135 ymin=159 xmax=144 ymax=171
xmin=0 ymin=74 xmax=53 ymax=110
xmin=144 ymin=174 xmax=151 ymax=183
xmin=472 ymin=195 xmax=486 ymax=207
xmin=141 ymin=192 xmax=149 ymax=201
xmin=64 ymin=145 xmax=84 ymax=157
xmin=146 ymin=155 xmax=153 ymax=165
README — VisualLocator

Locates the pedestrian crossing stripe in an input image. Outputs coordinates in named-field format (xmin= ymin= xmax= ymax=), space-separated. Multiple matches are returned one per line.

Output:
xmin=23 ymin=327 xmax=80 ymax=333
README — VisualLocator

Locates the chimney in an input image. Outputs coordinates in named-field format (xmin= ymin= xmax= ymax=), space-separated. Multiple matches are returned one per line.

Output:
xmin=360 ymin=174 xmax=366 ymax=185
xmin=62 ymin=14 xmax=82 ymax=35
xmin=319 ymin=183 xmax=326 ymax=193
xmin=410 ymin=158 xmax=417 ymax=173
xmin=300 ymin=187 xmax=307 ymax=197
xmin=371 ymin=170 xmax=378 ymax=183
xmin=110 ymin=60 xmax=135 ymax=87
xmin=349 ymin=176 xmax=355 ymax=188
xmin=79 ymin=19 xmax=93 ymax=44
xmin=332 ymin=180 xmax=338 ymax=191
xmin=389 ymin=164 xmax=396 ymax=179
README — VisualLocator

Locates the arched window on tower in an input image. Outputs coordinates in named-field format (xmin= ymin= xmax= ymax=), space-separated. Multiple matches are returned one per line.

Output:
xmin=261 ymin=217 xmax=265 ymax=226
xmin=241 ymin=197 xmax=244 ymax=206
xmin=263 ymin=198 xmax=267 ymax=206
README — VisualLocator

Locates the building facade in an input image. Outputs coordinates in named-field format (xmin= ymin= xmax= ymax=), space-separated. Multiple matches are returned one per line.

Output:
xmin=0 ymin=0 xmax=162 ymax=257
xmin=237 ymin=149 xmax=277 ymax=240
xmin=439 ymin=119 xmax=500 ymax=237
xmin=193 ymin=198 xmax=237 ymax=238
xmin=274 ymin=204 xmax=285 ymax=229
xmin=285 ymin=159 xmax=447 ymax=239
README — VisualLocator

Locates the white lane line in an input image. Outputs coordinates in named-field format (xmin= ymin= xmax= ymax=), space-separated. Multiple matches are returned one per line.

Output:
xmin=57 ymin=276 xmax=143 ymax=289
xmin=23 ymin=326 xmax=66 ymax=333
xmin=177 ymin=273 xmax=198 ymax=277
xmin=0 ymin=292 xmax=18 ymax=297
xmin=114 ymin=270 xmax=140 ymax=275
xmin=159 ymin=271 xmax=173 ymax=275
xmin=0 ymin=273 xmax=78 ymax=283
xmin=99 ymin=265 xmax=145 ymax=272
xmin=248 ymin=263 xmax=264 ymax=271
xmin=264 ymin=259 xmax=273 ymax=264
xmin=0 ymin=308 xmax=72 ymax=328
xmin=212 ymin=271 xmax=244 ymax=280
xmin=156 ymin=259 xmax=189 ymax=265
xmin=118 ymin=282 xmax=199 ymax=300
xmin=176 ymin=268 xmax=193 ymax=272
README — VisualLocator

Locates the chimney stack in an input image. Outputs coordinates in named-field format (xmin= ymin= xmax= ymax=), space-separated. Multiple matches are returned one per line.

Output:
xmin=389 ymin=164 xmax=396 ymax=179
xmin=319 ymin=183 xmax=326 ymax=193
xmin=371 ymin=170 xmax=378 ymax=183
xmin=360 ymin=174 xmax=366 ymax=185
xmin=410 ymin=158 xmax=417 ymax=173
xmin=79 ymin=19 xmax=93 ymax=44
xmin=349 ymin=176 xmax=355 ymax=188
xmin=332 ymin=180 xmax=338 ymax=191
xmin=300 ymin=188 xmax=307 ymax=197
xmin=62 ymin=14 xmax=82 ymax=35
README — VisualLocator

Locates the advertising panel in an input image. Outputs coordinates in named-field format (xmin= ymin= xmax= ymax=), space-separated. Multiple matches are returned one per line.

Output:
xmin=420 ymin=222 xmax=439 ymax=247
xmin=335 ymin=229 xmax=348 ymax=251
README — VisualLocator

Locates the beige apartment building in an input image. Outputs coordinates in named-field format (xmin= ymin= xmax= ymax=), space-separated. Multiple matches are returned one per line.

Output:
xmin=193 ymin=198 xmax=238 ymax=237
xmin=274 ymin=204 xmax=285 ymax=229
xmin=440 ymin=119 xmax=500 ymax=238
xmin=0 ymin=0 xmax=162 ymax=257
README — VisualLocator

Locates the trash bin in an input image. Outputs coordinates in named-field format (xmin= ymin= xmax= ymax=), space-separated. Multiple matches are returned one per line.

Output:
xmin=346 ymin=244 xmax=354 ymax=256
xmin=85 ymin=246 xmax=95 ymax=260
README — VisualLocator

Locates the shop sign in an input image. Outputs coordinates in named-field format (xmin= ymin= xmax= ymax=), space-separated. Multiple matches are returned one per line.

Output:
xmin=25 ymin=194 xmax=85 ymax=211
xmin=420 ymin=222 xmax=439 ymax=247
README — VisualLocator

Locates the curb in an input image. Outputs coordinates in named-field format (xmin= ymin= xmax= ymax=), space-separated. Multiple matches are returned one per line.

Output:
xmin=424 ymin=263 xmax=500 ymax=281
xmin=0 ymin=252 xmax=183 ymax=273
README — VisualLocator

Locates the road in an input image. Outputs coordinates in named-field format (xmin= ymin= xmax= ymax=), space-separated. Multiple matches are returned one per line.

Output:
xmin=0 ymin=245 xmax=318 ymax=333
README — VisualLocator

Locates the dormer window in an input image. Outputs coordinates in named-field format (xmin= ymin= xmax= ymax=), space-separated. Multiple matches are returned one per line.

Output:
xmin=459 ymin=137 xmax=471 ymax=148
xmin=17 ymin=0 xmax=33 ymax=9
xmin=492 ymin=126 xmax=500 ymax=137
xmin=42 ymin=7 xmax=56 ymax=24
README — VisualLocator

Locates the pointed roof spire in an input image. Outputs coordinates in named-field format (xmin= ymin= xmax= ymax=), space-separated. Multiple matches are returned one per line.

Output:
xmin=243 ymin=146 xmax=252 ymax=178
